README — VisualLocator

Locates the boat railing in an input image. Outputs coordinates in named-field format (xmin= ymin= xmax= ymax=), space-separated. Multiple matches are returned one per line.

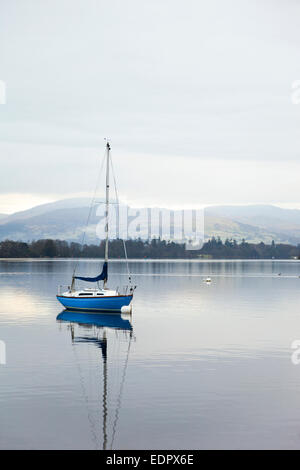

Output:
xmin=58 ymin=285 xmax=71 ymax=295
xmin=58 ymin=284 xmax=136 ymax=296
xmin=122 ymin=285 xmax=136 ymax=295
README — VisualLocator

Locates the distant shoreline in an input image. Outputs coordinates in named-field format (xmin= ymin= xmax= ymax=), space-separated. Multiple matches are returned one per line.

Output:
xmin=0 ymin=257 xmax=299 ymax=262
xmin=0 ymin=237 xmax=299 ymax=260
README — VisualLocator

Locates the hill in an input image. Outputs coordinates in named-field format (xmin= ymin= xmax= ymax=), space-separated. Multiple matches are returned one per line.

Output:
xmin=0 ymin=199 xmax=300 ymax=245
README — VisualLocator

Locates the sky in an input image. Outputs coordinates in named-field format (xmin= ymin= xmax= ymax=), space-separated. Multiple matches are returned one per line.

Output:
xmin=1 ymin=0 xmax=300 ymax=213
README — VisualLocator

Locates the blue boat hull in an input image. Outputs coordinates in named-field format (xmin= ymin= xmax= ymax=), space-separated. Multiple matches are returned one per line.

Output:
xmin=56 ymin=294 xmax=133 ymax=312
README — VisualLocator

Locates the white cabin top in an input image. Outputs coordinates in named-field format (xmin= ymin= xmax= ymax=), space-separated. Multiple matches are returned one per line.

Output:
xmin=62 ymin=288 xmax=119 ymax=298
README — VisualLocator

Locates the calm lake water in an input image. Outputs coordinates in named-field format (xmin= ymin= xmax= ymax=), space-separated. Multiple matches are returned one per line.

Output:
xmin=1 ymin=259 xmax=300 ymax=449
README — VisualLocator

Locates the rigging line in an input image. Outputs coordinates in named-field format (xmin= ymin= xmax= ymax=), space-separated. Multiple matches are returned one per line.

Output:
xmin=72 ymin=149 xmax=106 ymax=277
xmin=122 ymin=239 xmax=132 ymax=285
xmin=109 ymin=153 xmax=132 ymax=284
xmin=110 ymin=333 xmax=133 ymax=450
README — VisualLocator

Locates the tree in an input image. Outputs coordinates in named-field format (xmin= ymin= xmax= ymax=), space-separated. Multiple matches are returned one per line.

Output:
xmin=43 ymin=239 xmax=56 ymax=257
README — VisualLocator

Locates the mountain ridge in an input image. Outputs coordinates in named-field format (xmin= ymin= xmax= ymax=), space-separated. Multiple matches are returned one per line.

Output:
xmin=1 ymin=198 xmax=300 ymax=245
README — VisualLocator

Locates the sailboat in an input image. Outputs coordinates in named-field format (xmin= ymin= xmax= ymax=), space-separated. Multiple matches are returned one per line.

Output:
xmin=56 ymin=142 xmax=135 ymax=313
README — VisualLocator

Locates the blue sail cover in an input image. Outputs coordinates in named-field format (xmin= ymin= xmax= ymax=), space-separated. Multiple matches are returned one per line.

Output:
xmin=74 ymin=262 xmax=108 ymax=282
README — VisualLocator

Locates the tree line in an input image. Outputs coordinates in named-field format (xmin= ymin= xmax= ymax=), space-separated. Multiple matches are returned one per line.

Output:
xmin=0 ymin=237 xmax=299 ymax=259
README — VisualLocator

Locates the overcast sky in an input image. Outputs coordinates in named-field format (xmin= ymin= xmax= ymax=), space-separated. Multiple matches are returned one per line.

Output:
xmin=1 ymin=0 xmax=300 ymax=213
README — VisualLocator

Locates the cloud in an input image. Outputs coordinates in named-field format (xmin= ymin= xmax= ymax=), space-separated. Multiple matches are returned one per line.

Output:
xmin=1 ymin=141 xmax=300 ymax=212
xmin=1 ymin=0 xmax=300 ymax=211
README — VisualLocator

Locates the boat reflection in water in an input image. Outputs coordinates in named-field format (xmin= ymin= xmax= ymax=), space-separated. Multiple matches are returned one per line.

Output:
xmin=56 ymin=309 xmax=134 ymax=450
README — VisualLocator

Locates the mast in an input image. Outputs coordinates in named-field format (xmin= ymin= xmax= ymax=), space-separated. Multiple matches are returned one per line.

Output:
xmin=104 ymin=141 xmax=110 ymax=288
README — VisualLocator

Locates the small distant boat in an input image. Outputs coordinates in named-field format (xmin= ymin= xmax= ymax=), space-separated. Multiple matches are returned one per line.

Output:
xmin=204 ymin=277 xmax=212 ymax=283
xmin=57 ymin=142 xmax=136 ymax=313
